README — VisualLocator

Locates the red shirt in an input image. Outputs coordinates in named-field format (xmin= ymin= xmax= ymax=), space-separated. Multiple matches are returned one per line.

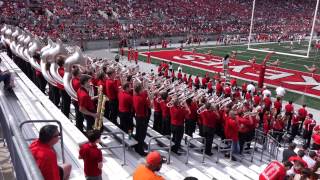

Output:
xmin=304 ymin=118 xmax=316 ymax=131
xmin=285 ymin=104 xmax=294 ymax=113
xmin=177 ymin=72 xmax=182 ymax=80
xmin=216 ymin=83 xmax=223 ymax=93
xmin=274 ymin=100 xmax=282 ymax=111
xmin=313 ymin=134 xmax=320 ymax=145
xmin=118 ymin=90 xmax=133 ymax=113
xmin=79 ymin=143 xmax=103 ymax=177
xmin=237 ymin=116 xmax=252 ymax=133
xmin=200 ymin=110 xmax=218 ymax=128
xmin=245 ymin=92 xmax=252 ymax=100
xmin=153 ymin=97 xmax=161 ymax=112
xmin=29 ymin=140 xmax=60 ymax=180
xmin=77 ymin=87 xmax=95 ymax=112
xmin=105 ymin=79 xmax=118 ymax=100
xmin=133 ymin=93 xmax=149 ymax=118
xmin=183 ymin=75 xmax=188 ymax=83
xmin=230 ymin=78 xmax=237 ymax=87
xmin=201 ymin=77 xmax=207 ymax=86
xmin=225 ymin=117 xmax=239 ymax=141
xmin=170 ymin=106 xmax=187 ymax=126
xmin=134 ymin=50 xmax=138 ymax=60
xmin=273 ymin=119 xmax=285 ymax=131
xmin=57 ymin=67 xmax=65 ymax=90
xmin=72 ymin=77 xmax=81 ymax=92
xmin=259 ymin=161 xmax=286 ymax=180
xmin=242 ymin=83 xmax=247 ymax=91
xmin=253 ymin=95 xmax=261 ymax=106
xmin=224 ymin=86 xmax=231 ymax=95
xmin=264 ymin=97 xmax=272 ymax=108
xmin=186 ymin=102 xmax=198 ymax=120
xmin=160 ymin=100 xmax=170 ymax=118
xmin=291 ymin=115 xmax=299 ymax=125
xmin=207 ymin=81 xmax=213 ymax=90
xmin=298 ymin=107 xmax=307 ymax=118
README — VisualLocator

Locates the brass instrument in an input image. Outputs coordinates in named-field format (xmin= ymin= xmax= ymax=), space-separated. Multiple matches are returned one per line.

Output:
xmin=94 ymin=85 xmax=107 ymax=130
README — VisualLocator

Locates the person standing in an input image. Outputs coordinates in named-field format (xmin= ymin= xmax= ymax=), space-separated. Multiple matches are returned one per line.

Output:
xmin=71 ymin=67 xmax=84 ymax=133
xmin=303 ymin=114 xmax=316 ymax=147
xmin=118 ymin=83 xmax=133 ymax=133
xmin=77 ymin=75 xmax=97 ymax=131
xmin=105 ymin=69 xmax=119 ymax=125
xmin=133 ymin=83 xmax=149 ymax=156
xmin=30 ymin=125 xmax=72 ymax=180
xmin=79 ymin=130 xmax=103 ymax=180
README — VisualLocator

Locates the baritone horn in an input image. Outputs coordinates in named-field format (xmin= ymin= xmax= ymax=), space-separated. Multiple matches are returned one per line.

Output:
xmin=94 ymin=85 xmax=107 ymax=130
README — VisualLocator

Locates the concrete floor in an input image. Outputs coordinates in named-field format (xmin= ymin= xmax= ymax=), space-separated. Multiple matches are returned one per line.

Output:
xmin=0 ymin=127 xmax=15 ymax=180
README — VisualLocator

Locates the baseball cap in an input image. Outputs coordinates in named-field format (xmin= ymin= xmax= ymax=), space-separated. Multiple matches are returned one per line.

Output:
xmin=146 ymin=151 xmax=167 ymax=166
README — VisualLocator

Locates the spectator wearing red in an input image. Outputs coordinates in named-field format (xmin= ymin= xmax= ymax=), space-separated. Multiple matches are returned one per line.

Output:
xmin=79 ymin=130 xmax=103 ymax=179
xmin=120 ymin=47 xmax=124 ymax=56
xmin=285 ymin=101 xmax=294 ymax=131
xmin=184 ymin=98 xmax=198 ymax=137
xmin=200 ymin=103 xmax=220 ymax=156
xmin=298 ymin=104 xmax=308 ymax=132
xmin=272 ymin=114 xmax=285 ymax=142
xmin=303 ymin=113 xmax=316 ymax=147
xmin=30 ymin=125 xmax=71 ymax=180
xmin=183 ymin=74 xmax=188 ymax=84
xmin=259 ymin=160 xmax=292 ymax=180
xmin=201 ymin=76 xmax=207 ymax=89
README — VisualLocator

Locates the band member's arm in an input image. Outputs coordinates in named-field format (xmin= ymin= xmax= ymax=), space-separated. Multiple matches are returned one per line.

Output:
xmin=79 ymin=106 xmax=96 ymax=118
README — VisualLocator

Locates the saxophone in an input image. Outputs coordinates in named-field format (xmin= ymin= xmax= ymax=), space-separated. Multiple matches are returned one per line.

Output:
xmin=94 ymin=85 xmax=107 ymax=130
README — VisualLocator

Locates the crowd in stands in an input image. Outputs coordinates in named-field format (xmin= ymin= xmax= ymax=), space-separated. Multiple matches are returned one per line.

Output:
xmin=1 ymin=0 xmax=318 ymax=42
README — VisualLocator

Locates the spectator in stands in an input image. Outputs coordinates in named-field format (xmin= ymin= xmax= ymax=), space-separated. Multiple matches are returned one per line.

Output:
xmin=303 ymin=151 xmax=317 ymax=168
xmin=30 ymin=125 xmax=72 ymax=180
xmin=282 ymin=143 xmax=297 ymax=162
xmin=79 ymin=130 xmax=103 ymax=180
xmin=259 ymin=160 xmax=293 ymax=180
xmin=133 ymin=151 xmax=165 ymax=180
xmin=0 ymin=68 xmax=12 ymax=91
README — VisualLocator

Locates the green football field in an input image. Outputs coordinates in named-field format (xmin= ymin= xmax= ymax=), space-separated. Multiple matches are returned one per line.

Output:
xmin=124 ymin=41 xmax=320 ymax=110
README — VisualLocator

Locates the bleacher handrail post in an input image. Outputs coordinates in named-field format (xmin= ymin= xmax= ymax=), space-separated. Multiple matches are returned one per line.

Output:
xmin=185 ymin=137 xmax=205 ymax=164
xmin=100 ymin=131 xmax=126 ymax=165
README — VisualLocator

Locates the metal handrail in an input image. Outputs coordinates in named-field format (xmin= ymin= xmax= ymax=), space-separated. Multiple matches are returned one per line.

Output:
xmin=19 ymin=120 xmax=65 ymax=163
xmin=186 ymin=137 xmax=205 ymax=164
xmin=148 ymin=135 xmax=172 ymax=164
xmin=100 ymin=131 xmax=126 ymax=166
xmin=216 ymin=139 xmax=233 ymax=163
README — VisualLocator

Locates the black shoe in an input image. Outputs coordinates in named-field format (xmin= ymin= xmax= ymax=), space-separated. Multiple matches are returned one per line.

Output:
xmin=205 ymin=152 xmax=213 ymax=156
xmin=137 ymin=151 xmax=147 ymax=157
xmin=231 ymin=156 xmax=237 ymax=161
xmin=172 ymin=149 xmax=181 ymax=156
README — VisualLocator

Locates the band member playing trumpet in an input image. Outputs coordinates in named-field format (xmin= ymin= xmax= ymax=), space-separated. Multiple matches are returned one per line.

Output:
xmin=105 ymin=69 xmax=119 ymax=126
xmin=118 ymin=83 xmax=133 ymax=133
xmin=160 ymin=91 xmax=171 ymax=135
xmin=200 ymin=103 xmax=220 ymax=156
xmin=77 ymin=75 xmax=98 ymax=131
xmin=133 ymin=83 xmax=150 ymax=156
xmin=169 ymin=98 xmax=190 ymax=155
xmin=185 ymin=98 xmax=198 ymax=137
xmin=152 ymin=91 xmax=162 ymax=133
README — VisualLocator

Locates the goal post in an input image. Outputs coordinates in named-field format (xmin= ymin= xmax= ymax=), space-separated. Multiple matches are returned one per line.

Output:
xmin=247 ymin=0 xmax=320 ymax=58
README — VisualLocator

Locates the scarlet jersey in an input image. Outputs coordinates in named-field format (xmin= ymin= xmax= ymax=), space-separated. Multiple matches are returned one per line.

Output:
xmin=230 ymin=78 xmax=237 ymax=87
xmin=259 ymin=161 xmax=286 ymax=180
xmin=273 ymin=119 xmax=285 ymax=131
xmin=207 ymin=81 xmax=213 ymax=90
xmin=201 ymin=77 xmax=207 ymax=86
xmin=237 ymin=116 xmax=252 ymax=133
xmin=215 ymin=83 xmax=223 ymax=93
xmin=245 ymin=92 xmax=252 ymax=100
xmin=274 ymin=100 xmax=282 ymax=111
xmin=194 ymin=77 xmax=200 ymax=85
xmin=224 ymin=117 xmax=238 ymax=141
xmin=200 ymin=110 xmax=218 ymax=128
xmin=298 ymin=107 xmax=307 ymax=118
xmin=285 ymin=104 xmax=294 ymax=113
xmin=304 ymin=118 xmax=316 ymax=131
xmin=153 ymin=97 xmax=161 ymax=112
xmin=170 ymin=106 xmax=187 ymax=126
xmin=253 ymin=95 xmax=261 ymax=105
xmin=177 ymin=72 xmax=182 ymax=80
xmin=224 ymin=86 xmax=231 ymax=95
xmin=263 ymin=97 xmax=272 ymax=108
xmin=242 ymin=83 xmax=247 ymax=91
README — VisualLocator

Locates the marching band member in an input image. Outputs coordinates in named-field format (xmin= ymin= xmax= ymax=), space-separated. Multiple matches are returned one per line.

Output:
xmin=200 ymin=103 xmax=220 ymax=156
xmin=169 ymin=98 xmax=190 ymax=155
xmin=118 ymin=83 xmax=133 ymax=133
xmin=225 ymin=111 xmax=240 ymax=156
xmin=134 ymin=49 xmax=138 ymax=64
xmin=263 ymin=111 xmax=272 ymax=134
xmin=290 ymin=113 xmax=300 ymax=143
xmin=183 ymin=73 xmax=188 ymax=84
xmin=133 ymin=83 xmax=149 ymax=156
xmin=312 ymin=125 xmax=320 ymax=150
xmin=241 ymin=82 xmax=247 ymax=98
xmin=253 ymin=92 xmax=261 ymax=107
xmin=238 ymin=111 xmax=255 ymax=154
xmin=263 ymin=94 xmax=272 ymax=112
xmin=272 ymin=114 xmax=285 ymax=143
xmin=224 ymin=83 xmax=231 ymax=98
xmin=273 ymin=97 xmax=282 ymax=116
xmin=57 ymin=56 xmax=71 ymax=118
xmin=303 ymin=114 xmax=316 ymax=147
xmin=185 ymin=98 xmax=198 ymax=137
xmin=95 ymin=70 xmax=110 ymax=120
xmin=201 ymin=75 xmax=207 ymax=89
xmin=285 ymin=101 xmax=294 ymax=131
xmin=127 ymin=47 xmax=132 ymax=61
xmin=105 ymin=69 xmax=119 ymax=125
xmin=230 ymin=78 xmax=237 ymax=89
xmin=215 ymin=80 xmax=223 ymax=96
xmin=207 ymin=79 xmax=213 ymax=95
xmin=177 ymin=69 xmax=182 ymax=81
xmin=153 ymin=91 xmax=162 ymax=133
xmin=160 ymin=91 xmax=171 ymax=135
xmin=71 ymin=67 xmax=84 ymax=132
xmin=194 ymin=75 xmax=200 ymax=90
xmin=298 ymin=104 xmax=308 ymax=132
xmin=77 ymin=74 xmax=98 ymax=131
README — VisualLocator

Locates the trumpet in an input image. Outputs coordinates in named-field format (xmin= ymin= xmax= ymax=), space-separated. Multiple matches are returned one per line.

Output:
xmin=243 ymin=111 xmax=259 ymax=117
